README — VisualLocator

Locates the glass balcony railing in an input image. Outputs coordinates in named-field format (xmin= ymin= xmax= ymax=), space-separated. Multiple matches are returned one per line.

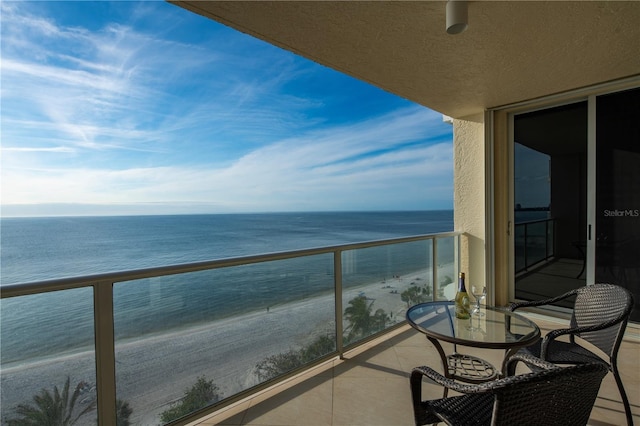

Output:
xmin=514 ymin=218 xmax=555 ymax=275
xmin=0 ymin=232 xmax=459 ymax=425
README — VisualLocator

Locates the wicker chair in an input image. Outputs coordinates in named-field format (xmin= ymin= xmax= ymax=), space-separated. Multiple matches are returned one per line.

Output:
xmin=410 ymin=353 xmax=608 ymax=426
xmin=508 ymin=283 xmax=634 ymax=426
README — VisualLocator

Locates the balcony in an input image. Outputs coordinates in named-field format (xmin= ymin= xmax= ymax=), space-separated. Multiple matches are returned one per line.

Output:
xmin=2 ymin=231 xmax=637 ymax=425
xmin=1 ymin=233 xmax=459 ymax=425
xmin=187 ymin=315 xmax=639 ymax=426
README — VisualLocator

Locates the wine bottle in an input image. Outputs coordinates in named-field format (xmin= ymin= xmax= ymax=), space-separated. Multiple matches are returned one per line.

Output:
xmin=455 ymin=272 xmax=470 ymax=319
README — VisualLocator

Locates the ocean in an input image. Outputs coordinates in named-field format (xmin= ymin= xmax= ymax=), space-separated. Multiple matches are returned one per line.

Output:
xmin=0 ymin=211 xmax=453 ymax=363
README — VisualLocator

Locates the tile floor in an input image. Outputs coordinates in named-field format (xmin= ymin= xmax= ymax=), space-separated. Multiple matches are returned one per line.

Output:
xmin=516 ymin=258 xmax=586 ymax=305
xmin=188 ymin=313 xmax=639 ymax=426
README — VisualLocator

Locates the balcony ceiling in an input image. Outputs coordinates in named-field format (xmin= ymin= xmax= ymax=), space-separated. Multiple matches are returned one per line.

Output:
xmin=171 ymin=1 xmax=640 ymax=119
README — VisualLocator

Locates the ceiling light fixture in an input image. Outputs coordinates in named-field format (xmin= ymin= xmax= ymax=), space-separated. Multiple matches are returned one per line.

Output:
xmin=446 ymin=0 xmax=468 ymax=35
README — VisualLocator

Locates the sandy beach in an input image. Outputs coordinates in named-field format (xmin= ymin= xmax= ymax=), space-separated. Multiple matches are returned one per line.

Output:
xmin=1 ymin=265 xmax=454 ymax=425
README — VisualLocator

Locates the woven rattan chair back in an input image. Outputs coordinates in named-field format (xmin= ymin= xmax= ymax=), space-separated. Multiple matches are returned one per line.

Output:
xmin=491 ymin=362 xmax=608 ymax=426
xmin=508 ymin=283 xmax=635 ymax=425
xmin=571 ymin=284 xmax=633 ymax=358
xmin=410 ymin=355 xmax=609 ymax=426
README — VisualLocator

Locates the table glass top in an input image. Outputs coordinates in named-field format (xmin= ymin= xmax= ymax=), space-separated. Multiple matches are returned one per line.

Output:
xmin=406 ymin=301 xmax=540 ymax=348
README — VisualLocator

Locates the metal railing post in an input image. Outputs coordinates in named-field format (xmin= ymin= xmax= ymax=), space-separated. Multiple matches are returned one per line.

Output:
xmin=545 ymin=219 xmax=550 ymax=260
xmin=523 ymin=223 xmax=529 ymax=269
xmin=334 ymin=250 xmax=344 ymax=358
xmin=432 ymin=237 xmax=438 ymax=300
xmin=455 ymin=233 xmax=460 ymax=280
xmin=94 ymin=280 xmax=117 ymax=425
xmin=551 ymin=219 xmax=556 ymax=258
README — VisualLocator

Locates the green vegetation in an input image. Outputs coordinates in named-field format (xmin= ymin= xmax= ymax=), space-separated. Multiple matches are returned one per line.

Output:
xmin=300 ymin=334 xmax=335 ymax=361
xmin=255 ymin=334 xmax=335 ymax=381
xmin=255 ymin=351 xmax=303 ymax=381
xmin=159 ymin=377 xmax=220 ymax=423
xmin=5 ymin=377 xmax=133 ymax=426
xmin=343 ymin=295 xmax=389 ymax=344
xmin=116 ymin=399 xmax=133 ymax=426
xmin=159 ymin=376 xmax=221 ymax=424
xmin=6 ymin=377 xmax=96 ymax=426
xmin=255 ymin=295 xmax=391 ymax=382
xmin=400 ymin=285 xmax=432 ymax=307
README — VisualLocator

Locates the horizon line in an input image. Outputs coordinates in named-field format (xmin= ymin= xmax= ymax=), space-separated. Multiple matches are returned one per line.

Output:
xmin=1 ymin=208 xmax=454 ymax=219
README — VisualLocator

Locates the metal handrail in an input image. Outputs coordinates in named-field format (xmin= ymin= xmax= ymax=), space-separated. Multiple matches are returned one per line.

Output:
xmin=1 ymin=232 xmax=459 ymax=298
xmin=1 ymin=231 xmax=460 ymax=425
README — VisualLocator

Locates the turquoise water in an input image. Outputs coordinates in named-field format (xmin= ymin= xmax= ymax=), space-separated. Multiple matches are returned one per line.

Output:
xmin=0 ymin=211 xmax=453 ymax=363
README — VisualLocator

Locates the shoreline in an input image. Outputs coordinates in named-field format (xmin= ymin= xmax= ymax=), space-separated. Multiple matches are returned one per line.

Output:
xmin=1 ymin=264 xmax=454 ymax=425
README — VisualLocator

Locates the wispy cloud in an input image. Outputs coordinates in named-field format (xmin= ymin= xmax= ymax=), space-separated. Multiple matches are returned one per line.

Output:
xmin=2 ymin=146 xmax=75 ymax=153
xmin=2 ymin=105 xmax=452 ymax=211
xmin=1 ymin=1 xmax=453 ymax=216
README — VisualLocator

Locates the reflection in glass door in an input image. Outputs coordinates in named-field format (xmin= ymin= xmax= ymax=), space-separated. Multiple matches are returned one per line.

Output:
xmin=513 ymin=102 xmax=588 ymax=306
xmin=594 ymin=88 xmax=640 ymax=322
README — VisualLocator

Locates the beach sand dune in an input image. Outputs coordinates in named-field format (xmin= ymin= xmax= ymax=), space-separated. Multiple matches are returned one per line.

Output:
xmin=1 ymin=266 xmax=453 ymax=425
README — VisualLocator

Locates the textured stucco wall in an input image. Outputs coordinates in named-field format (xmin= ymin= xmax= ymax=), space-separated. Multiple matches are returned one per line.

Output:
xmin=453 ymin=114 xmax=486 ymax=293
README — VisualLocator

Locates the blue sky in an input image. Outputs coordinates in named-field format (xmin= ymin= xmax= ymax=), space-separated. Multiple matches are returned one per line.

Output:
xmin=1 ymin=1 xmax=453 ymax=217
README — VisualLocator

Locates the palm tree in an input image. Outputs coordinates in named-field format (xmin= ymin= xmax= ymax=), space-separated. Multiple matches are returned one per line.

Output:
xmin=116 ymin=399 xmax=133 ymax=426
xmin=344 ymin=295 xmax=389 ymax=343
xmin=401 ymin=285 xmax=431 ymax=307
xmin=6 ymin=377 xmax=95 ymax=426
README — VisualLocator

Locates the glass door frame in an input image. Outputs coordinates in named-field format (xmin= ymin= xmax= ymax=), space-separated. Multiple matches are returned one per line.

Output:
xmin=488 ymin=76 xmax=640 ymax=311
xmin=509 ymin=98 xmax=588 ymax=309
xmin=586 ymin=95 xmax=596 ymax=286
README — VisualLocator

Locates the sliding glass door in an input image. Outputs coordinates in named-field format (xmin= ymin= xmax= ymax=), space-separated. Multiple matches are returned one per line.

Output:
xmin=513 ymin=102 xmax=588 ymax=306
xmin=512 ymin=86 xmax=639 ymax=321
xmin=594 ymin=87 xmax=640 ymax=322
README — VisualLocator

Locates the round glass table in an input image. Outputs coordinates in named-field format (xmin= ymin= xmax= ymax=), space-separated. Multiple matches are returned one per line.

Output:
xmin=406 ymin=301 xmax=540 ymax=385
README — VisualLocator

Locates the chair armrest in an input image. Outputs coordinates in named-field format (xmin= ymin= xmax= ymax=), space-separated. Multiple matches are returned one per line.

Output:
xmin=504 ymin=352 xmax=557 ymax=373
xmin=411 ymin=353 xmax=556 ymax=404
xmin=539 ymin=318 xmax=625 ymax=357
xmin=410 ymin=366 xmax=486 ymax=399
xmin=508 ymin=289 xmax=578 ymax=312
